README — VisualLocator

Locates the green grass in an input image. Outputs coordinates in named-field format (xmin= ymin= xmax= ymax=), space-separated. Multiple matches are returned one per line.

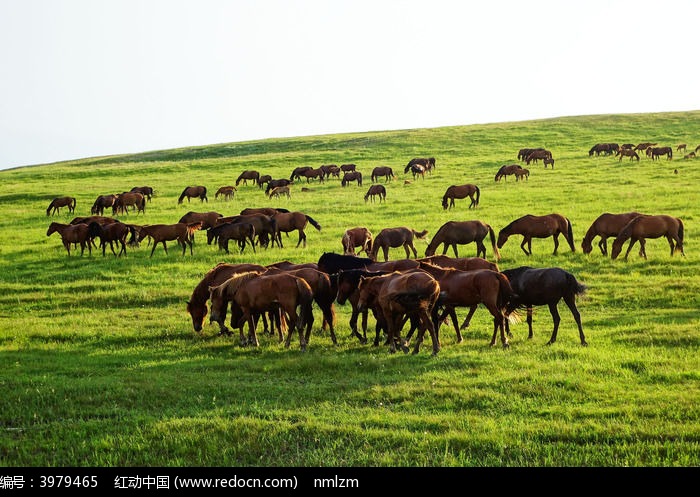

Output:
xmin=1 ymin=111 xmax=699 ymax=467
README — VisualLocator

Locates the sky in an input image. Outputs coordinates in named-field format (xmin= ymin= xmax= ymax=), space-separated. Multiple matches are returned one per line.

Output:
xmin=1 ymin=0 xmax=699 ymax=171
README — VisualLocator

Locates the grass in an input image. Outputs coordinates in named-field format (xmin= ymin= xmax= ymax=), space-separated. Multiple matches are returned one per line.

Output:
xmin=0 ymin=111 xmax=699 ymax=467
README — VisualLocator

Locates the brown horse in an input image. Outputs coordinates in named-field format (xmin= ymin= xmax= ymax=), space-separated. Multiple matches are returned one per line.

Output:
xmin=341 ymin=171 xmax=363 ymax=187
xmin=215 ymin=186 xmax=236 ymax=200
xmin=497 ymin=213 xmax=575 ymax=256
xmin=46 ymin=222 xmax=92 ymax=256
xmin=265 ymin=178 xmax=293 ymax=195
xmin=178 ymin=186 xmax=208 ymax=204
xmin=290 ymin=166 xmax=313 ymax=181
xmin=417 ymin=254 xmax=499 ymax=272
xmin=610 ymin=214 xmax=685 ymax=260
xmin=417 ymin=263 xmax=518 ymax=347
xmin=130 ymin=186 xmax=154 ymax=201
xmin=495 ymin=164 xmax=522 ymax=181
xmin=425 ymin=220 xmax=501 ymax=260
xmin=219 ymin=213 xmax=281 ymax=248
xmin=370 ymin=227 xmax=429 ymax=261
xmin=650 ymin=147 xmax=673 ymax=160
xmin=268 ymin=185 xmax=291 ymax=199
xmin=87 ymin=221 xmax=137 ymax=256
xmin=364 ymin=184 xmax=386 ymax=203
xmin=442 ymin=184 xmax=480 ymax=209
xmin=208 ymin=221 xmax=256 ymax=254
xmin=502 ymin=266 xmax=587 ymax=346
xmin=273 ymin=211 xmax=322 ymax=248
xmin=514 ymin=168 xmax=530 ymax=181
xmin=112 ymin=192 xmax=146 ymax=216
xmin=357 ymin=270 xmax=440 ymax=355
xmin=236 ymin=170 xmax=260 ymax=186
xmin=46 ymin=196 xmax=76 ymax=216
xmin=404 ymin=163 xmax=427 ymax=179
xmin=543 ymin=158 xmax=555 ymax=168
xmin=257 ymin=174 xmax=272 ymax=189
xmin=618 ymin=148 xmax=640 ymax=161
xmin=301 ymin=168 xmax=325 ymax=182
xmin=371 ymin=166 xmax=396 ymax=183
xmin=137 ymin=222 xmax=202 ymax=256
xmin=341 ymin=227 xmax=373 ymax=256
xmin=209 ymin=271 xmax=314 ymax=350
xmin=335 ymin=268 xmax=392 ymax=345
xmin=581 ymin=212 xmax=645 ymax=255
xmin=178 ymin=211 xmax=223 ymax=231
xmin=91 ymin=194 xmax=118 ymax=215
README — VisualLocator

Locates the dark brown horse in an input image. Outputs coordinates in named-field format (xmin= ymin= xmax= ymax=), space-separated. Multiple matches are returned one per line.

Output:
xmin=502 ymin=266 xmax=587 ymax=346
xmin=257 ymin=174 xmax=272 ymax=189
xmin=364 ymin=184 xmax=386 ymax=203
xmin=209 ymin=271 xmax=314 ymax=350
xmin=208 ymin=221 xmax=256 ymax=254
xmin=425 ymin=220 xmax=501 ymax=260
xmin=46 ymin=222 xmax=92 ymax=256
xmin=417 ymin=254 xmax=499 ymax=272
xmin=236 ymin=170 xmax=260 ymax=186
xmin=357 ymin=270 xmax=441 ymax=355
xmin=581 ymin=212 xmax=644 ymax=255
xmin=370 ymin=227 xmax=429 ymax=261
xmin=215 ymin=186 xmax=236 ymax=200
xmin=610 ymin=214 xmax=685 ymax=260
xmin=341 ymin=171 xmax=363 ymax=187
xmin=442 ymin=184 xmax=480 ymax=209
xmin=130 ymin=186 xmax=154 ymax=201
xmin=405 ymin=157 xmax=436 ymax=171
xmin=87 ymin=221 xmax=137 ymax=256
xmin=649 ymin=147 xmax=673 ymax=160
xmin=514 ymin=168 xmax=530 ymax=181
xmin=301 ymin=168 xmax=325 ymax=183
xmin=112 ymin=192 xmax=146 ymax=216
xmin=290 ymin=166 xmax=313 ymax=181
xmin=137 ymin=222 xmax=202 ymax=256
xmin=91 ymin=194 xmax=117 ymax=215
xmin=341 ymin=227 xmax=373 ymax=256
xmin=265 ymin=178 xmax=293 ymax=195
xmin=178 ymin=186 xmax=208 ymax=204
xmin=46 ymin=196 xmax=76 ymax=216
xmin=404 ymin=163 xmax=427 ymax=179
xmin=494 ymin=164 xmax=523 ymax=181
xmin=371 ymin=166 xmax=396 ymax=183
xmin=220 ymin=213 xmax=281 ymax=248
xmin=497 ymin=213 xmax=575 ymax=256
xmin=178 ymin=211 xmax=223 ymax=231
xmin=618 ymin=148 xmax=640 ymax=161
xmin=273 ymin=211 xmax=322 ymax=248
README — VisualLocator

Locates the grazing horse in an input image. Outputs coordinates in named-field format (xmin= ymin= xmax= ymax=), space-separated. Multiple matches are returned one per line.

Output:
xmin=130 ymin=186 xmax=154 ymax=201
xmin=543 ymin=158 xmax=555 ymax=168
xmin=209 ymin=271 xmax=314 ymax=350
xmin=178 ymin=186 xmax=208 ymax=204
xmin=268 ymin=185 xmax=291 ymax=199
xmin=220 ymin=213 xmax=280 ymax=248
xmin=235 ymin=170 xmax=260 ymax=186
xmin=112 ymin=192 xmax=146 ymax=216
xmin=405 ymin=157 xmax=436 ymax=172
xmin=497 ymin=213 xmax=576 ymax=256
xmin=677 ymin=144 xmax=687 ymax=153
xmin=494 ymin=164 xmax=523 ymax=181
xmin=610 ymin=214 xmax=685 ymax=260
xmin=320 ymin=164 xmax=340 ymax=179
xmin=91 ymin=194 xmax=118 ymax=215
xmin=364 ymin=184 xmax=386 ymax=203
xmin=208 ymin=221 xmax=256 ymax=254
xmin=137 ymin=222 xmax=202 ymax=256
xmin=371 ymin=166 xmax=396 ymax=183
xmin=525 ymin=149 xmax=552 ymax=165
xmin=47 ymin=222 xmax=92 ymax=256
xmin=87 ymin=221 xmax=137 ymax=256
xmin=370 ymin=227 xmax=429 ymax=261
xmin=46 ymin=196 xmax=76 ymax=216
xmin=178 ymin=211 xmax=223 ymax=230
xmin=618 ymin=148 xmax=640 ymax=161
xmin=502 ymin=266 xmax=587 ymax=346
xmin=514 ymin=168 xmax=530 ymax=181
xmin=273 ymin=211 xmax=322 ymax=248
xmin=341 ymin=171 xmax=363 ymax=187
xmin=581 ymin=212 xmax=645 ymax=255
xmin=442 ymin=184 xmax=480 ymax=209
xmin=425 ymin=220 xmax=501 ymax=260
xmin=215 ymin=186 xmax=236 ymax=200
xmin=265 ymin=178 xmax=293 ymax=195
xmin=301 ymin=168 xmax=325 ymax=183
xmin=290 ymin=166 xmax=313 ymax=181
xmin=357 ymin=270 xmax=441 ymax=355
xmin=257 ymin=174 xmax=272 ymax=189
xmin=650 ymin=147 xmax=673 ymax=160
xmin=341 ymin=227 xmax=373 ymax=256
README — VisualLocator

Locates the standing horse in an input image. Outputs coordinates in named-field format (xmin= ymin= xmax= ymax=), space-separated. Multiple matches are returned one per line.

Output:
xmin=514 ymin=168 xmax=530 ymax=181
xmin=364 ymin=184 xmax=386 ymax=203
xmin=341 ymin=227 xmax=373 ymax=256
xmin=442 ymin=184 xmax=480 ymax=209
xmin=404 ymin=163 xmax=427 ymax=180
xmin=650 ymin=147 xmax=673 ymax=160
xmin=581 ymin=212 xmax=645 ymax=255
xmin=610 ymin=214 xmax=685 ymax=260
xmin=290 ymin=166 xmax=313 ymax=181
xmin=178 ymin=211 xmax=223 ymax=230
xmin=209 ymin=271 xmax=314 ymax=350
xmin=273 ymin=211 xmax=322 ymax=248
xmin=370 ymin=227 xmax=429 ymax=261
xmin=371 ymin=166 xmax=396 ymax=183
xmin=91 ymin=194 xmax=118 ymax=215
xmin=209 ymin=221 xmax=256 ymax=254
xmin=137 ymin=222 xmax=202 ymax=256
xmin=497 ymin=213 xmax=576 ymax=256
xmin=501 ymin=266 xmax=587 ymax=346
xmin=618 ymin=149 xmax=640 ymax=161
xmin=178 ymin=186 xmax=208 ymax=204
xmin=112 ymin=192 xmax=146 ymax=216
xmin=87 ymin=221 xmax=137 ymax=257
xmin=494 ymin=164 xmax=523 ymax=181
xmin=46 ymin=222 xmax=92 ymax=256
xmin=215 ymin=186 xmax=236 ymax=200
xmin=425 ymin=220 xmax=501 ymax=260
xmin=236 ymin=170 xmax=261 ymax=186
xmin=341 ymin=171 xmax=363 ymax=187
xmin=130 ymin=186 xmax=154 ymax=201
xmin=46 ymin=196 xmax=76 ymax=216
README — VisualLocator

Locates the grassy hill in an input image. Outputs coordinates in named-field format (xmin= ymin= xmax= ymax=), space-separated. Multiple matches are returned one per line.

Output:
xmin=1 ymin=111 xmax=699 ymax=467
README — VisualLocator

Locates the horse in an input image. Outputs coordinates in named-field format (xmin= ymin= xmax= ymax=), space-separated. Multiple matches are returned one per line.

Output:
xmin=87 ymin=221 xmax=137 ymax=256
xmin=301 ymin=168 xmax=325 ymax=183
xmin=265 ymin=178 xmax=293 ymax=195
xmin=525 ymin=149 xmax=552 ymax=165
xmin=130 ymin=186 xmax=154 ymax=201
xmin=268 ymin=185 xmax=291 ymax=199
xmin=235 ymin=170 xmax=260 ymax=186
xmin=220 ymin=213 xmax=280 ymax=248
xmin=47 ymin=222 xmax=92 ymax=256
xmin=340 ymin=163 xmax=357 ymax=172
xmin=320 ymin=164 xmax=340 ymax=179
xmin=370 ymin=227 xmax=429 ymax=262
xmin=514 ymin=168 xmax=530 ymax=181
xmin=335 ymin=268 xmax=392 ymax=345
xmin=208 ymin=221 xmax=256 ymax=254
xmin=364 ymin=184 xmax=386 ymax=203
xmin=341 ymin=227 xmax=373 ymax=256
xmin=581 ymin=212 xmax=645 ymax=255
xmin=417 ymin=254 xmax=499 ymax=272
xmin=497 ymin=213 xmax=576 ymax=256
xmin=215 ymin=186 xmax=236 ymax=200
xmin=501 ymin=266 xmax=587 ymax=346
xmin=257 ymin=174 xmax=272 ymax=189
xmin=178 ymin=211 xmax=223 ymax=230
xmin=357 ymin=270 xmax=441 ymax=355
xmin=290 ymin=166 xmax=313 ymax=181
xmin=137 ymin=222 xmax=203 ymax=256
xmin=610 ymin=214 xmax=685 ymax=260
xmin=543 ymin=158 xmax=555 ymax=169
xmin=677 ymin=144 xmax=687 ymax=153
xmin=494 ymin=164 xmax=522 ymax=181
xmin=441 ymin=184 xmax=480 ymax=209
xmin=404 ymin=163 xmax=426 ymax=180
xmin=46 ymin=196 xmax=76 ymax=216
xmin=273 ymin=211 xmax=322 ymax=248
xmin=341 ymin=171 xmax=363 ymax=187
xmin=112 ymin=192 xmax=146 ymax=216
xmin=405 ymin=157 xmax=436 ymax=172
xmin=589 ymin=143 xmax=615 ymax=156
xmin=371 ymin=166 xmax=396 ymax=183
xmin=425 ymin=220 xmax=501 ymax=260
xmin=618 ymin=148 xmax=640 ymax=161
xmin=91 ymin=194 xmax=118 ymax=215
xmin=209 ymin=271 xmax=314 ymax=350
xmin=178 ymin=186 xmax=208 ymax=204
xmin=650 ymin=147 xmax=673 ymax=160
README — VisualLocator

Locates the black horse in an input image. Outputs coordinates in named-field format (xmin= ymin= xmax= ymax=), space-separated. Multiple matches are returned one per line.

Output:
xmin=502 ymin=266 xmax=587 ymax=346
xmin=317 ymin=252 xmax=373 ymax=275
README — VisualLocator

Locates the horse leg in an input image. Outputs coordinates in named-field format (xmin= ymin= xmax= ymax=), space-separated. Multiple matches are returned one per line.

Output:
xmin=520 ymin=237 xmax=530 ymax=256
xmin=552 ymin=234 xmax=560 ymax=255
xmin=563 ymin=294 xmax=587 ymax=346
xmin=624 ymin=239 xmax=637 ymax=260
xmin=247 ymin=315 xmax=260 ymax=347
xmin=526 ymin=306 xmax=534 ymax=339
xmin=459 ymin=305 xmax=479 ymax=331
xmin=409 ymin=243 xmax=417 ymax=259
xmin=451 ymin=244 xmax=459 ymax=258
xmin=476 ymin=240 xmax=486 ymax=259
xmin=546 ymin=302 xmax=561 ymax=345
xmin=598 ymin=236 xmax=607 ymax=256
xmin=666 ymin=235 xmax=676 ymax=256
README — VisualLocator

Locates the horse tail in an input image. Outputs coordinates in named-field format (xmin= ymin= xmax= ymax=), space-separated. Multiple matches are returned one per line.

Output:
xmin=676 ymin=218 xmax=685 ymax=253
xmin=566 ymin=272 xmax=587 ymax=297
xmin=306 ymin=215 xmax=322 ymax=231
xmin=178 ymin=188 xmax=187 ymax=204
xmin=413 ymin=229 xmax=429 ymax=240
xmin=566 ymin=217 xmax=576 ymax=252
xmin=488 ymin=224 xmax=501 ymax=261
xmin=496 ymin=272 xmax=521 ymax=322
xmin=70 ymin=197 xmax=76 ymax=209
xmin=475 ymin=186 xmax=480 ymax=206
xmin=127 ymin=225 xmax=138 ymax=246
xmin=296 ymin=278 xmax=315 ymax=333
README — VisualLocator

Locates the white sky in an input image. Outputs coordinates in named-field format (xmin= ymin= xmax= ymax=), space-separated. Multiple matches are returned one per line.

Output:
xmin=1 ymin=0 xmax=698 ymax=170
